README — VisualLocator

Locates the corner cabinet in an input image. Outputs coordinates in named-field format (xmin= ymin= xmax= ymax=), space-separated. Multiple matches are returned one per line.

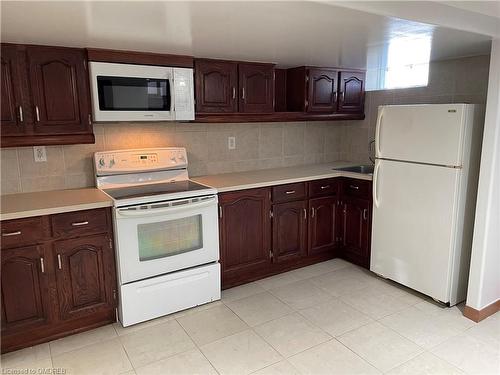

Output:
xmin=0 ymin=208 xmax=116 ymax=353
xmin=1 ymin=44 xmax=94 ymax=148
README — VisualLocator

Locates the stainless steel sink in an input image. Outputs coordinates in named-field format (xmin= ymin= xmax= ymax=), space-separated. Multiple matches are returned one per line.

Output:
xmin=333 ymin=165 xmax=374 ymax=174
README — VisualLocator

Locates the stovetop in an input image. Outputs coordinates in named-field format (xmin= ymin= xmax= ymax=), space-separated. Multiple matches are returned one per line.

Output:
xmin=103 ymin=180 xmax=213 ymax=202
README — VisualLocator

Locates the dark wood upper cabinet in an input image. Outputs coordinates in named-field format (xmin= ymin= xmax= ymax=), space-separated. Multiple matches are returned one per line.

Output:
xmin=195 ymin=59 xmax=238 ymax=113
xmin=308 ymin=196 xmax=338 ymax=255
xmin=1 ymin=245 xmax=52 ymax=334
xmin=1 ymin=43 xmax=94 ymax=148
xmin=219 ymin=188 xmax=272 ymax=285
xmin=272 ymin=200 xmax=307 ymax=263
xmin=1 ymin=45 xmax=27 ymax=135
xmin=238 ymin=63 xmax=274 ymax=113
xmin=338 ymin=71 xmax=365 ymax=113
xmin=307 ymin=68 xmax=338 ymax=113
xmin=27 ymin=46 xmax=91 ymax=135
xmin=54 ymin=234 xmax=115 ymax=322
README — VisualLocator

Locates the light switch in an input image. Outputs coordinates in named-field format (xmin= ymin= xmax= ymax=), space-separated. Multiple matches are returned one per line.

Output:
xmin=33 ymin=146 xmax=47 ymax=162
xmin=228 ymin=136 xmax=236 ymax=150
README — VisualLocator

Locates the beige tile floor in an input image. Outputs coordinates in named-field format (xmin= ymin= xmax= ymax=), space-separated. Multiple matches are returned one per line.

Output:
xmin=1 ymin=259 xmax=499 ymax=375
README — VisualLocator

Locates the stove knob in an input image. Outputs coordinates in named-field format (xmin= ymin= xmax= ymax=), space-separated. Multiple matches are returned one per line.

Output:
xmin=98 ymin=157 xmax=105 ymax=167
xmin=109 ymin=158 xmax=115 ymax=168
xmin=170 ymin=156 xmax=177 ymax=163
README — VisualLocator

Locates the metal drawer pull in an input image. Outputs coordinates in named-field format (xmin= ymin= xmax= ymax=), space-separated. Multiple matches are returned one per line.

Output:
xmin=363 ymin=208 xmax=368 ymax=220
xmin=303 ymin=208 xmax=307 ymax=220
xmin=71 ymin=221 xmax=89 ymax=226
xmin=18 ymin=106 xmax=23 ymax=122
xmin=242 ymin=87 xmax=245 ymax=100
xmin=35 ymin=106 xmax=40 ymax=122
xmin=2 ymin=231 xmax=21 ymax=237
xmin=285 ymin=190 xmax=296 ymax=194
xmin=320 ymin=185 xmax=330 ymax=190
xmin=57 ymin=254 xmax=62 ymax=270
xmin=40 ymin=257 xmax=45 ymax=273
xmin=311 ymin=207 xmax=315 ymax=218
xmin=350 ymin=185 xmax=359 ymax=190
xmin=232 ymin=87 xmax=236 ymax=100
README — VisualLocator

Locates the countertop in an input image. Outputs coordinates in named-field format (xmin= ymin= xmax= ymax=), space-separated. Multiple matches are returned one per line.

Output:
xmin=192 ymin=161 xmax=372 ymax=192
xmin=1 ymin=188 xmax=113 ymax=221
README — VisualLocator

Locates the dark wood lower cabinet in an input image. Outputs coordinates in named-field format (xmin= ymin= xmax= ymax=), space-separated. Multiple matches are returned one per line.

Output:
xmin=1 ymin=208 xmax=116 ymax=353
xmin=272 ymin=200 xmax=307 ymax=263
xmin=341 ymin=197 xmax=371 ymax=268
xmin=308 ymin=197 xmax=339 ymax=255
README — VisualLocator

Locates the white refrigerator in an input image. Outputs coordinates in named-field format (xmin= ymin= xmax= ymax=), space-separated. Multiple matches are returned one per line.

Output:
xmin=371 ymin=104 xmax=484 ymax=305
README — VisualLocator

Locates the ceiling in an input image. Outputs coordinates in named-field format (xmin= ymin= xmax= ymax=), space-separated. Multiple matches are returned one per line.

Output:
xmin=0 ymin=1 xmax=493 ymax=69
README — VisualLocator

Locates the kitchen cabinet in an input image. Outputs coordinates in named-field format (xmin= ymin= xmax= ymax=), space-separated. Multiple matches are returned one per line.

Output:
xmin=0 ymin=43 xmax=94 ymax=148
xmin=195 ymin=59 xmax=238 ymax=113
xmin=194 ymin=58 xmax=274 ymax=115
xmin=219 ymin=188 xmax=272 ymax=286
xmin=238 ymin=63 xmax=274 ymax=113
xmin=272 ymin=200 xmax=308 ymax=263
xmin=0 ymin=208 xmax=116 ymax=353
xmin=308 ymin=197 xmax=339 ymax=255
xmin=307 ymin=68 xmax=338 ymax=112
xmin=1 ymin=245 xmax=53 ymax=335
xmin=341 ymin=197 xmax=371 ymax=268
xmin=338 ymin=71 xmax=365 ymax=114
xmin=54 ymin=234 xmax=115 ymax=321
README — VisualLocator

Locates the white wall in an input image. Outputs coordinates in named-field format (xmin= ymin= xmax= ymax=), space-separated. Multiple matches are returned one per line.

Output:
xmin=466 ymin=39 xmax=500 ymax=310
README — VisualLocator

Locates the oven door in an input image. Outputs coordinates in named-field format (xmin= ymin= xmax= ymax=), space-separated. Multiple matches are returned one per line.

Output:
xmin=114 ymin=195 xmax=219 ymax=284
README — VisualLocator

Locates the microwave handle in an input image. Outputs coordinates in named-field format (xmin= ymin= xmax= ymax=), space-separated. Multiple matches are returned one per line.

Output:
xmin=116 ymin=197 xmax=217 ymax=218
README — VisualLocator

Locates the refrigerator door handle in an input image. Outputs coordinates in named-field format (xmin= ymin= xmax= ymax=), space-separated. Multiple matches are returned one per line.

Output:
xmin=373 ymin=161 xmax=381 ymax=207
xmin=375 ymin=110 xmax=384 ymax=157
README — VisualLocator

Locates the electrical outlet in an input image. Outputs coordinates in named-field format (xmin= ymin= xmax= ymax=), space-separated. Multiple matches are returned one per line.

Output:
xmin=33 ymin=146 xmax=47 ymax=162
xmin=228 ymin=136 xmax=236 ymax=150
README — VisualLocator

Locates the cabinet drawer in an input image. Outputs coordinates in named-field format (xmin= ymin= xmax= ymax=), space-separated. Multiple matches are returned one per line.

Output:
xmin=342 ymin=178 xmax=372 ymax=199
xmin=308 ymin=178 xmax=338 ymax=198
xmin=51 ymin=208 xmax=109 ymax=238
xmin=272 ymin=183 xmax=306 ymax=203
xmin=1 ymin=216 xmax=49 ymax=249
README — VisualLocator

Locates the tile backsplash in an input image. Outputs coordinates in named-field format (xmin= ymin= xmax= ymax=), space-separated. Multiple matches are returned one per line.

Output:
xmin=0 ymin=54 xmax=490 ymax=195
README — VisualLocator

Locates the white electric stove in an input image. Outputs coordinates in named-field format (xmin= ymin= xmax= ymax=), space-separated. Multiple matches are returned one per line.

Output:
xmin=94 ymin=147 xmax=220 ymax=327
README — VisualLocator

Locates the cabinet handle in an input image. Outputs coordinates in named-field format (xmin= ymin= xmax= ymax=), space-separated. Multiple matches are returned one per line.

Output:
xmin=341 ymin=92 xmax=345 ymax=102
xmin=2 ymin=231 xmax=21 ymax=237
xmin=320 ymin=185 xmax=330 ymax=190
xmin=57 ymin=254 xmax=62 ymax=270
xmin=350 ymin=185 xmax=359 ymax=190
xmin=35 ymin=106 xmax=40 ymax=122
xmin=40 ymin=257 xmax=45 ymax=273
xmin=242 ymin=87 xmax=245 ymax=100
xmin=71 ymin=221 xmax=89 ymax=226
xmin=285 ymin=190 xmax=296 ymax=194
xmin=333 ymin=92 xmax=337 ymax=103
xmin=311 ymin=207 xmax=315 ymax=218
xmin=232 ymin=87 xmax=236 ymax=100
xmin=303 ymin=208 xmax=307 ymax=220
xmin=363 ymin=208 xmax=368 ymax=220
xmin=18 ymin=106 xmax=23 ymax=122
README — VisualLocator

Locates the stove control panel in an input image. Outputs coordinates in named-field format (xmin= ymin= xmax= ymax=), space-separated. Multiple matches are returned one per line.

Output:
xmin=94 ymin=148 xmax=188 ymax=175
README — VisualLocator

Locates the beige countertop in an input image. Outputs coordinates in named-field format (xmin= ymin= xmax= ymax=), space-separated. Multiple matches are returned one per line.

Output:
xmin=1 ymin=188 xmax=113 ymax=221
xmin=193 ymin=161 xmax=372 ymax=192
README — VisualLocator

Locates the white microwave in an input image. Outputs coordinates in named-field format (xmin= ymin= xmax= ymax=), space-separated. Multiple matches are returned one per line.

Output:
xmin=89 ymin=62 xmax=194 ymax=122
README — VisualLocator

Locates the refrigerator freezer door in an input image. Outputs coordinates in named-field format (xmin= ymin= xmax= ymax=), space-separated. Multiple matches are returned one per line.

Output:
xmin=371 ymin=159 xmax=460 ymax=303
xmin=376 ymin=104 xmax=467 ymax=166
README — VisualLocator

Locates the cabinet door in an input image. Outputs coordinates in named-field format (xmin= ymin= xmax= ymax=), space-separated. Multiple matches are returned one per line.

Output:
xmin=27 ymin=46 xmax=91 ymax=135
xmin=238 ymin=63 xmax=274 ymax=113
xmin=272 ymin=201 xmax=307 ymax=263
xmin=1 ymin=245 xmax=52 ymax=334
xmin=308 ymin=197 xmax=338 ymax=255
xmin=1 ymin=45 xmax=27 ymax=135
xmin=338 ymin=71 xmax=365 ymax=113
xmin=53 ymin=234 xmax=116 ymax=321
xmin=341 ymin=197 xmax=371 ymax=268
xmin=307 ymin=69 xmax=338 ymax=113
xmin=195 ymin=60 xmax=238 ymax=113
xmin=219 ymin=188 xmax=271 ymax=285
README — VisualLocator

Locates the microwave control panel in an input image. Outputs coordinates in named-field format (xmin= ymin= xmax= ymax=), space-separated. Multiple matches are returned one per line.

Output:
xmin=94 ymin=148 xmax=188 ymax=175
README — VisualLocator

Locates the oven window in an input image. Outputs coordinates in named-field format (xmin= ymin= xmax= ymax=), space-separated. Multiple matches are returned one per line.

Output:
xmin=97 ymin=76 xmax=170 ymax=111
xmin=137 ymin=215 xmax=203 ymax=261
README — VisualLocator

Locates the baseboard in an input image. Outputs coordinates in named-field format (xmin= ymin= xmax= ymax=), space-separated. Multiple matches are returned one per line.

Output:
xmin=463 ymin=299 xmax=500 ymax=322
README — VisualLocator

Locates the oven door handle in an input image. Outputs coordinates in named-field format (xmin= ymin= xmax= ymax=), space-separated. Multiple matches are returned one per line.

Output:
xmin=115 ymin=197 xmax=217 ymax=218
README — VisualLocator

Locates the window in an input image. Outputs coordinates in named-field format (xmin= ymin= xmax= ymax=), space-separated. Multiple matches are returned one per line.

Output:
xmin=366 ymin=34 xmax=431 ymax=91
